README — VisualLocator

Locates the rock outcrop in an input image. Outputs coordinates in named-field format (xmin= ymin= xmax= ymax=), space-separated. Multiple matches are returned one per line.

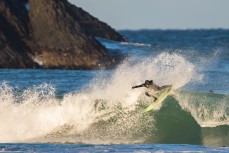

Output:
xmin=0 ymin=0 xmax=37 ymax=68
xmin=0 ymin=0 xmax=125 ymax=69
xmin=66 ymin=3 xmax=125 ymax=41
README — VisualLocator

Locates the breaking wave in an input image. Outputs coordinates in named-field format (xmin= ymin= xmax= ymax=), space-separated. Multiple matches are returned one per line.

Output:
xmin=0 ymin=52 xmax=228 ymax=146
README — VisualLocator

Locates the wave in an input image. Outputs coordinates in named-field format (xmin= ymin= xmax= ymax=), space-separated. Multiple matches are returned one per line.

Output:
xmin=176 ymin=90 xmax=229 ymax=127
xmin=121 ymin=42 xmax=151 ymax=47
xmin=0 ymin=53 xmax=228 ymax=146
xmin=25 ymin=93 xmax=229 ymax=146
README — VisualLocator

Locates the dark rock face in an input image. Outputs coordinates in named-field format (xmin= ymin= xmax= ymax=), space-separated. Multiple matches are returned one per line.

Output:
xmin=0 ymin=0 xmax=36 ymax=68
xmin=28 ymin=0 xmax=110 ymax=69
xmin=66 ymin=3 xmax=126 ymax=42
xmin=0 ymin=0 xmax=29 ymax=37
xmin=0 ymin=0 xmax=125 ymax=69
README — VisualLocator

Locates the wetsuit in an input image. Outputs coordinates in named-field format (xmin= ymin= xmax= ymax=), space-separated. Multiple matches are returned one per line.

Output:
xmin=132 ymin=80 xmax=172 ymax=101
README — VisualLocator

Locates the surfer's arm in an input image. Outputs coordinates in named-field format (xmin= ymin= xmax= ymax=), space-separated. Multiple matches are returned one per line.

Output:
xmin=132 ymin=84 xmax=144 ymax=89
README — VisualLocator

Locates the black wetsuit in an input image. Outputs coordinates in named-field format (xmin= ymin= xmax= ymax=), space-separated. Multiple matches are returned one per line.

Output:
xmin=132 ymin=80 xmax=172 ymax=101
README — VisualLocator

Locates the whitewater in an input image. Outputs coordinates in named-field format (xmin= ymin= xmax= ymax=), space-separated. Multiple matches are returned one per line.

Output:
xmin=0 ymin=29 xmax=229 ymax=152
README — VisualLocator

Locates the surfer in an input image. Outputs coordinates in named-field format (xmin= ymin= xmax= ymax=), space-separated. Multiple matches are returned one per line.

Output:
xmin=132 ymin=80 xmax=172 ymax=102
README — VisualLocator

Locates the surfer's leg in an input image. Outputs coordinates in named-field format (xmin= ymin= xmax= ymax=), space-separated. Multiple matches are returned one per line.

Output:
xmin=145 ymin=92 xmax=158 ymax=102
xmin=153 ymin=96 xmax=158 ymax=102
xmin=145 ymin=92 xmax=152 ymax=97
xmin=145 ymin=92 xmax=158 ymax=98
xmin=160 ymin=85 xmax=172 ymax=90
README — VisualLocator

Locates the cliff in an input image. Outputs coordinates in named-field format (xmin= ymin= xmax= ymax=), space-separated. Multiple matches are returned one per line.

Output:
xmin=0 ymin=0 xmax=125 ymax=69
xmin=0 ymin=0 xmax=37 ymax=68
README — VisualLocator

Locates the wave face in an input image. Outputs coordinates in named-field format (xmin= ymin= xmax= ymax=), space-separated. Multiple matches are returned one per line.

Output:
xmin=1 ymin=52 xmax=228 ymax=147
xmin=176 ymin=90 xmax=229 ymax=127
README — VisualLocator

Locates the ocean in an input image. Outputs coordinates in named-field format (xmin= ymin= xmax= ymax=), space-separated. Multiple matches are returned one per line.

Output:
xmin=0 ymin=29 xmax=229 ymax=152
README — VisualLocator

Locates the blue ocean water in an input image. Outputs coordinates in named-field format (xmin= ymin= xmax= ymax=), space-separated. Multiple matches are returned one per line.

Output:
xmin=0 ymin=144 xmax=228 ymax=153
xmin=0 ymin=29 xmax=229 ymax=152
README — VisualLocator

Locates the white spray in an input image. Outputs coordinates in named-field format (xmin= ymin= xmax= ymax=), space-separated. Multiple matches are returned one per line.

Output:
xmin=0 ymin=52 xmax=196 ymax=143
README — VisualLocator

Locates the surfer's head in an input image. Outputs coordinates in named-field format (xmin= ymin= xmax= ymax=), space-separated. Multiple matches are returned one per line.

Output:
xmin=145 ymin=80 xmax=153 ymax=87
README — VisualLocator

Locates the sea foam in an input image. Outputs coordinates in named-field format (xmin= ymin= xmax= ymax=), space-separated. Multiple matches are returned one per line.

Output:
xmin=0 ymin=53 xmax=198 ymax=143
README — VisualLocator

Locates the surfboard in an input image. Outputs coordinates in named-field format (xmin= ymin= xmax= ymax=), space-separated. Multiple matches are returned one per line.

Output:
xmin=144 ymin=86 xmax=173 ymax=112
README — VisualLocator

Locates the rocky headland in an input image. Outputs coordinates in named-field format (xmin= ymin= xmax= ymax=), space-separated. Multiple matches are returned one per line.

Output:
xmin=0 ymin=0 xmax=125 ymax=69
